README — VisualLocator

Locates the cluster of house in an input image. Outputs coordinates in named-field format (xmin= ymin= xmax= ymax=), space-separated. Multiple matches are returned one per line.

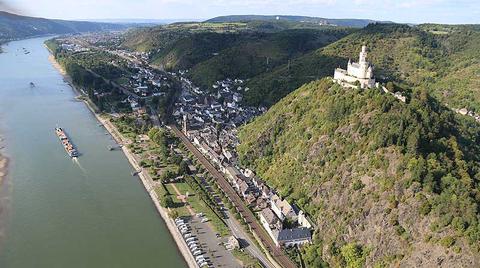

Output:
xmin=126 ymin=62 xmax=171 ymax=98
xmin=171 ymin=75 xmax=312 ymax=247
xmin=224 ymin=166 xmax=313 ymax=248
xmin=173 ymin=77 xmax=264 ymax=162
xmin=58 ymin=41 xmax=89 ymax=53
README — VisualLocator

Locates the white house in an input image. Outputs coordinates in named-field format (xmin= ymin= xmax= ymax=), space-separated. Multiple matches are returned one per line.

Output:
xmin=259 ymin=208 xmax=282 ymax=242
xmin=271 ymin=195 xmax=297 ymax=221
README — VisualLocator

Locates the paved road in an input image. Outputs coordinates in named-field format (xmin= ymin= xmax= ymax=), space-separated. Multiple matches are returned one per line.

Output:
xmin=199 ymin=173 xmax=274 ymax=268
xmin=170 ymin=125 xmax=297 ymax=268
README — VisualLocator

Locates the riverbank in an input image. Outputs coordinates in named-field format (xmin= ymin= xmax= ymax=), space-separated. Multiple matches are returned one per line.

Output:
xmin=0 ymin=134 xmax=7 ymax=185
xmin=47 ymin=51 xmax=196 ymax=268
xmin=0 ymin=155 xmax=7 ymax=186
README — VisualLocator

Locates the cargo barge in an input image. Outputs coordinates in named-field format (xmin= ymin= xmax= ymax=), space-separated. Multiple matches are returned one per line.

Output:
xmin=55 ymin=127 xmax=79 ymax=158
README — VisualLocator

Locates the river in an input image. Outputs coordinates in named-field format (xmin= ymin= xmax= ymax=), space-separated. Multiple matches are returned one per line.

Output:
xmin=0 ymin=37 xmax=187 ymax=267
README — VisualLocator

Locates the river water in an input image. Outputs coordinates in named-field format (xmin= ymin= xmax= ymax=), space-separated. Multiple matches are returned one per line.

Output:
xmin=0 ymin=37 xmax=186 ymax=267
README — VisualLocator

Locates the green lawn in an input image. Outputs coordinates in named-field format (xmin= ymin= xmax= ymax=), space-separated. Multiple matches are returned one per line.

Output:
xmin=168 ymin=182 xmax=230 ymax=237
xmin=232 ymin=249 xmax=263 ymax=268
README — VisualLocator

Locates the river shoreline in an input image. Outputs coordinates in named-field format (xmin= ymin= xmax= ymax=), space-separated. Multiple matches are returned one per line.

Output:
xmin=0 ymin=156 xmax=7 ymax=186
xmin=47 ymin=50 xmax=196 ymax=268
xmin=0 ymin=133 xmax=7 ymax=186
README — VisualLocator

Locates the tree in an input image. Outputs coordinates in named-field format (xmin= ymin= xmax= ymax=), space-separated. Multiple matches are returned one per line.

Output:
xmin=386 ymin=81 xmax=395 ymax=92
xmin=161 ymin=195 xmax=175 ymax=208
xmin=179 ymin=160 xmax=190 ymax=175
xmin=340 ymin=243 xmax=367 ymax=268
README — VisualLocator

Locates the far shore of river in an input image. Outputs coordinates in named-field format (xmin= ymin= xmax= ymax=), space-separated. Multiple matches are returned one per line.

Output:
xmin=0 ymin=154 xmax=7 ymax=186
xmin=47 ymin=50 xmax=196 ymax=268
xmin=0 ymin=134 xmax=7 ymax=186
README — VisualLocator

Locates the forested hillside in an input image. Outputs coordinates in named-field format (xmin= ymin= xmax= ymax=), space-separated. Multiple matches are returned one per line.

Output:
xmin=121 ymin=22 xmax=352 ymax=90
xmin=0 ymin=11 xmax=125 ymax=42
xmin=243 ymin=23 xmax=480 ymax=109
xmin=238 ymin=79 xmax=480 ymax=267
xmin=189 ymin=29 xmax=350 ymax=89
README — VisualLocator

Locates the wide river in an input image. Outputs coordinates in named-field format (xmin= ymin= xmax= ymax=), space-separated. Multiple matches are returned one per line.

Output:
xmin=0 ymin=37 xmax=186 ymax=267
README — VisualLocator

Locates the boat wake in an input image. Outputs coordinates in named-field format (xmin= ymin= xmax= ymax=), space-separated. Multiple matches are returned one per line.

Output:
xmin=73 ymin=157 xmax=88 ymax=174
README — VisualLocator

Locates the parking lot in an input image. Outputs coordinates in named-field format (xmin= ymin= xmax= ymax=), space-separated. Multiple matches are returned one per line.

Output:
xmin=176 ymin=216 xmax=241 ymax=268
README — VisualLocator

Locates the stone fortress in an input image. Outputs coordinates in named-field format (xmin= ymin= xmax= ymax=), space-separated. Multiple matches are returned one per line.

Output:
xmin=333 ymin=45 xmax=376 ymax=89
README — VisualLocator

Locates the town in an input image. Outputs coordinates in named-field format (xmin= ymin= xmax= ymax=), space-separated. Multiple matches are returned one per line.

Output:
xmin=50 ymin=32 xmax=315 ymax=268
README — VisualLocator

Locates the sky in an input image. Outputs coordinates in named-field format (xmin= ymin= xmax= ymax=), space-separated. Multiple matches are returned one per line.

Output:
xmin=1 ymin=0 xmax=479 ymax=24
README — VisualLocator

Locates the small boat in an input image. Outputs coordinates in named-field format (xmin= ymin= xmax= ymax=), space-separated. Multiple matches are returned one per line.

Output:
xmin=30 ymin=82 xmax=35 ymax=87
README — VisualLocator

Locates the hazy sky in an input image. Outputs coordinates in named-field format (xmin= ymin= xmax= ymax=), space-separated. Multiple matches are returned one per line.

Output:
xmin=2 ymin=0 xmax=479 ymax=24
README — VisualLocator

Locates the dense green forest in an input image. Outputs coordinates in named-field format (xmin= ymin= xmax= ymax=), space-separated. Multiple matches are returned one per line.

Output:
xmin=238 ymin=79 xmax=480 ymax=267
xmin=243 ymin=23 xmax=480 ymax=109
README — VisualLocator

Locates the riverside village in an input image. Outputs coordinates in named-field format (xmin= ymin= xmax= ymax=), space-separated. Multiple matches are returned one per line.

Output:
xmin=49 ymin=34 xmax=419 ymax=267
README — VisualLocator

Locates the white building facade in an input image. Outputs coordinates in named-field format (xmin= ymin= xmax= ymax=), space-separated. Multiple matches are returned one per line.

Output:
xmin=334 ymin=45 xmax=376 ymax=89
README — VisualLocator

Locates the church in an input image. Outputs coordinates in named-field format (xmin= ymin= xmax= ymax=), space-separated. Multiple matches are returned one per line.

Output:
xmin=333 ymin=45 xmax=376 ymax=89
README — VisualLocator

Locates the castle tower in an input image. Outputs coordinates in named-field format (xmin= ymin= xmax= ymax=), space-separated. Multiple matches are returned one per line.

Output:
xmin=359 ymin=45 xmax=368 ymax=66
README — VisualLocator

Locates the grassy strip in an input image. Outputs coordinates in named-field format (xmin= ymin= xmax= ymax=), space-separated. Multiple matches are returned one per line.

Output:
xmin=171 ymin=182 xmax=230 ymax=237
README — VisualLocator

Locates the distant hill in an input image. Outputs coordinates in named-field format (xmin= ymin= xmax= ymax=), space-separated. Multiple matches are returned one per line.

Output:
xmin=188 ymin=29 xmax=351 ymax=89
xmin=238 ymin=78 xmax=480 ymax=267
xmin=0 ymin=11 xmax=125 ymax=42
xmin=205 ymin=15 xmax=390 ymax=28
xmin=121 ymin=22 xmax=352 ymax=89
xmin=243 ymin=23 xmax=480 ymax=110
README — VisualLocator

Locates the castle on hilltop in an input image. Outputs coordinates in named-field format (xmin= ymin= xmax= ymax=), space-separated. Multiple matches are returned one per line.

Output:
xmin=334 ymin=45 xmax=376 ymax=89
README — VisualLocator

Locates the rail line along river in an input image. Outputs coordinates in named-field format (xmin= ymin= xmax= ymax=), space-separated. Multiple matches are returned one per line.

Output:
xmin=0 ymin=37 xmax=187 ymax=267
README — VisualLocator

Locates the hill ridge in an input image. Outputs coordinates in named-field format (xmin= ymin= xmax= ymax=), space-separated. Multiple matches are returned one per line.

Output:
xmin=238 ymin=78 xmax=480 ymax=267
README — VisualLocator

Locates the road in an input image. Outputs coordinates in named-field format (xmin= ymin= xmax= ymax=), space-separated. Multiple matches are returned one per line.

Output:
xmin=225 ymin=214 xmax=274 ymax=268
xmin=170 ymin=125 xmax=297 ymax=268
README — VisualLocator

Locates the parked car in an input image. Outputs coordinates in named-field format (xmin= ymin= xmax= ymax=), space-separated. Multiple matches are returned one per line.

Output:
xmin=185 ymin=237 xmax=196 ymax=243
xmin=192 ymin=250 xmax=202 ymax=256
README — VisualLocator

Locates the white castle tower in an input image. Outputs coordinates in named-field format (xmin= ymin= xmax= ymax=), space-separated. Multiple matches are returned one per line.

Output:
xmin=334 ymin=45 xmax=376 ymax=89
